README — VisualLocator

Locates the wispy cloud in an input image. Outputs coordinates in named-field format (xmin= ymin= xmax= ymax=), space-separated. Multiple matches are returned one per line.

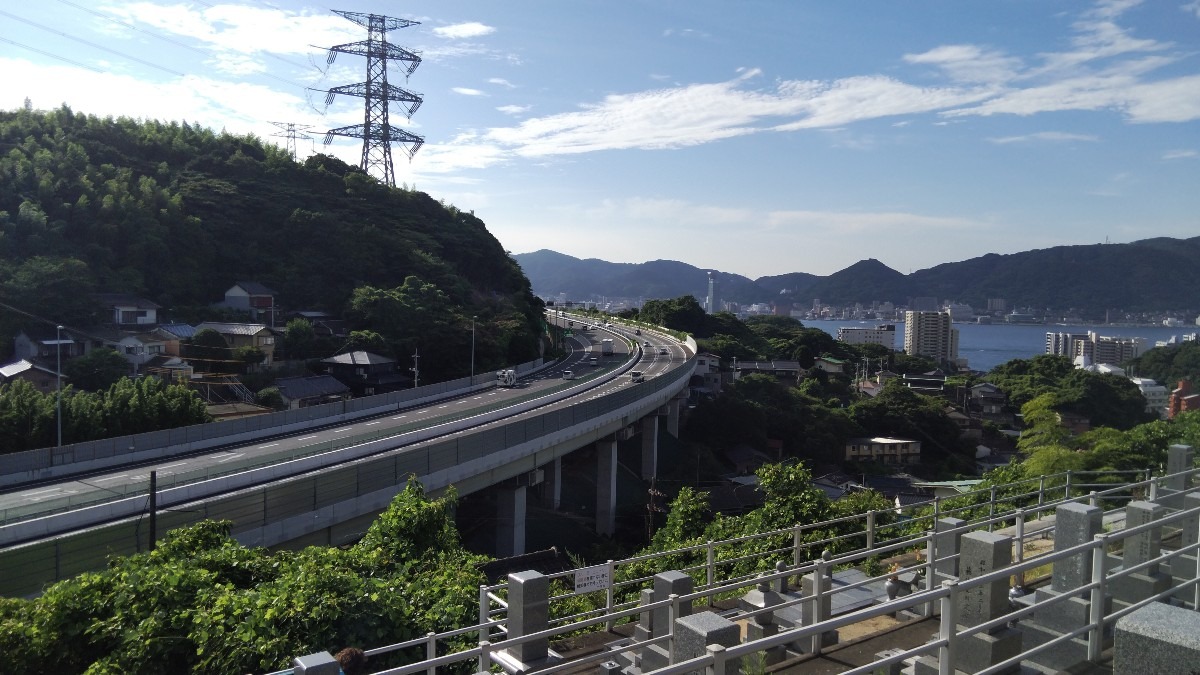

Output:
xmin=1185 ymin=1 xmax=1200 ymax=19
xmin=489 ymin=78 xmax=516 ymax=88
xmin=452 ymin=87 xmax=486 ymax=96
xmin=988 ymin=131 xmax=1100 ymax=144
xmin=496 ymin=105 xmax=531 ymax=115
xmin=432 ymin=22 xmax=495 ymax=39
xmin=903 ymin=44 xmax=1022 ymax=85
xmin=1162 ymin=149 xmax=1198 ymax=159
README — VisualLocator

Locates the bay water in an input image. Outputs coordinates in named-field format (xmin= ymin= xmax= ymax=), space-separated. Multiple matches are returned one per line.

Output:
xmin=809 ymin=320 xmax=1197 ymax=373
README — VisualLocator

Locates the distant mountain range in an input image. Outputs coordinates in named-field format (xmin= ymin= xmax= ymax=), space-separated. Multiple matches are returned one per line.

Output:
xmin=513 ymin=236 xmax=1200 ymax=315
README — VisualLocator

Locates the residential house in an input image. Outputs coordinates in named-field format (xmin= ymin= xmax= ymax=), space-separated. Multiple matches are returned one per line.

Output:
xmin=689 ymin=352 xmax=725 ymax=404
xmin=273 ymin=375 xmax=351 ymax=409
xmin=94 ymin=293 xmax=160 ymax=327
xmin=282 ymin=310 xmax=347 ymax=337
xmin=910 ymin=479 xmax=984 ymax=500
xmin=813 ymin=356 xmax=846 ymax=374
xmin=12 ymin=327 xmax=83 ymax=364
xmin=0 ymin=359 xmax=64 ymax=394
xmin=322 ymin=350 xmax=409 ymax=396
xmin=732 ymin=359 xmax=802 ymax=384
xmin=1169 ymin=380 xmax=1200 ymax=419
xmin=219 ymin=282 xmax=278 ymax=327
xmin=83 ymin=326 xmax=175 ymax=375
xmin=195 ymin=322 xmax=276 ymax=366
xmin=968 ymin=383 xmax=1012 ymax=425
xmin=844 ymin=436 xmax=921 ymax=465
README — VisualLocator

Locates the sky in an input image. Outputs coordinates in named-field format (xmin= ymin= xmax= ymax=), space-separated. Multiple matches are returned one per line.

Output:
xmin=2 ymin=0 xmax=1198 ymax=279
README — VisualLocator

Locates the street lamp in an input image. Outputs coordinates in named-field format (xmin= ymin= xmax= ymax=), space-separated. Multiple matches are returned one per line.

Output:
xmin=55 ymin=324 xmax=63 ymax=447
xmin=470 ymin=316 xmax=477 ymax=384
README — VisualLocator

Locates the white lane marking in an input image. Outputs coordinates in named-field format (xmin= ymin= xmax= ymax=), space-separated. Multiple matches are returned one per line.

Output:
xmin=92 ymin=474 xmax=128 ymax=483
xmin=297 ymin=435 xmax=317 ymax=441
xmin=365 ymin=421 xmax=381 ymax=425
xmin=437 ymin=405 xmax=448 ymax=409
xmin=257 ymin=443 xmax=280 ymax=449
xmin=24 ymin=487 xmax=65 ymax=496
xmin=333 ymin=427 xmax=352 ymax=433
xmin=392 ymin=415 xmax=407 ymax=419
xmin=157 ymin=461 xmax=187 ymax=470
xmin=216 ymin=453 xmax=245 ymax=463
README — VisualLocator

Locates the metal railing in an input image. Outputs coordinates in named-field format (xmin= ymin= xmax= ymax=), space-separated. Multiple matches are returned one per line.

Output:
xmin=294 ymin=465 xmax=1194 ymax=675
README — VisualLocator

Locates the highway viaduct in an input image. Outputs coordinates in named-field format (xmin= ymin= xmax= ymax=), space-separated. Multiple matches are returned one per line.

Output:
xmin=0 ymin=319 xmax=696 ymax=597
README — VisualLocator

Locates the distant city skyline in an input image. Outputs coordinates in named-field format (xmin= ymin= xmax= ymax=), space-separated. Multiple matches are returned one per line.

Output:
xmin=3 ymin=0 xmax=1198 ymax=277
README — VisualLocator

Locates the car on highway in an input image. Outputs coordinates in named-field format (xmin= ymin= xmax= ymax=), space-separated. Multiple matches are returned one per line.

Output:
xmin=588 ymin=356 xmax=599 ymax=366
xmin=562 ymin=370 xmax=574 ymax=380
xmin=630 ymin=370 xmax=645 ymax=383
xmin=658 ymin=347 xmax=669 ymax=355
xmin=644 ymin=340 xmax=651 ymax=347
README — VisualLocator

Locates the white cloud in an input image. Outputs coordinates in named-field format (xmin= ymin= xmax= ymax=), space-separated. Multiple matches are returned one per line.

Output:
xmin=496 ymin=105 xmax=531 ymax=115
xmin=452 ymin=87 xmax=486 ymax=96
xmin=432 ymin=22 xmax=495 ymax=39
xmin=488 ymin=78 xmax=515 ymax=88
xmin=1185 ymin=1 xmax=1200 ymax=18
xmin=987 ymin=131 xmax=1100 ymax=144
xmin=903 ymin=44 xmax=1022 ymax=85
xmin=1162 ymin=149 xmax=1198 ymax=159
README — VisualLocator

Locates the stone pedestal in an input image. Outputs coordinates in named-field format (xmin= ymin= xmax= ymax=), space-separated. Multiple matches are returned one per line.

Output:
xmin=1112 ymin=501 xmax=1171 ymax=608
xmin=796 ymin=564 xmax=838 ymax=653
xmin=1114 ymin=600 xmax=1200 ymax=675
xmin=639 ymin=571 xmax=694 ymax=672
xmin=674 ymin=612 xmax=740 ymax=675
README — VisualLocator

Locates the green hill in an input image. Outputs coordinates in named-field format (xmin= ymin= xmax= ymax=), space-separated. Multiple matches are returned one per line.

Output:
xmin=0 ymin=106 xmax=543 ymax=380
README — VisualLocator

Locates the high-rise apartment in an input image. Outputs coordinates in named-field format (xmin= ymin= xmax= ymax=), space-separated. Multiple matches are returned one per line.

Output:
xmin=903 ymin=310 xmax=959 ymax=365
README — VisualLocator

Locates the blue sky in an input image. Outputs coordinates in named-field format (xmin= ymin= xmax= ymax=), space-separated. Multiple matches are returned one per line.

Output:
xmin=2 ymin=0 xmax=1198 ymax=278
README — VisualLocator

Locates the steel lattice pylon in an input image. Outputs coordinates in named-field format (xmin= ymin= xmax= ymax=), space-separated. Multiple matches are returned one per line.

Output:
xmin=319 ymin=10 xmax=424 ymax=187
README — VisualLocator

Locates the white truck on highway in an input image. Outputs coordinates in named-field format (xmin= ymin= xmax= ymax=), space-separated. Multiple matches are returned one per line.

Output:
xmin=496 ymin=369 xmax=518 ymax=387
xmin=601 ymin=338 xmax=614 ymax=356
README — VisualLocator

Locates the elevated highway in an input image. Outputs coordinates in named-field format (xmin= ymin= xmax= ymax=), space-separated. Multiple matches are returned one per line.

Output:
xmin=0 ymin=316 xmax=696 ymax=596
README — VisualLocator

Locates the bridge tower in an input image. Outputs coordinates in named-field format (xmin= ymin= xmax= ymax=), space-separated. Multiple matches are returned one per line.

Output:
xmin=318 ymin=10 xmax=425 ymax=187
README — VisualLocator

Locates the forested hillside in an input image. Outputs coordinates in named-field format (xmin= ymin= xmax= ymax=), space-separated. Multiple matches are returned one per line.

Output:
xmin=0 ymin=106 xmax=544 ymax=380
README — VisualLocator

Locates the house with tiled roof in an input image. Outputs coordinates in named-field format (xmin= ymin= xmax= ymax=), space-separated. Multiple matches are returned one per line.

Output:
xmin=322 ymin=350 xmax=410 ymax=396
xmin=0 ymin=359 xmax=65 ymax=394
xmin=194 ymin=322 xmax=275 ymax=366
xmin=274 ymin=374 xmax=351 ymax=409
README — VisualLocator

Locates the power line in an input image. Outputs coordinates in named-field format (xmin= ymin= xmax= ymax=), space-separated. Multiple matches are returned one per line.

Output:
xmin=50 ymin=0 xmax=316 ymax=91
xmin=0 ymin=9 xmax=184 ymax=77
xmin=0 ymin=36 xmax=103 ymax=73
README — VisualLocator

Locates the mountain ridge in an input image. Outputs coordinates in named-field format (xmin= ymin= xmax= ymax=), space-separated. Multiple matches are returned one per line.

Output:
xmin=514 ymin=237 xmax=1200 ymax=315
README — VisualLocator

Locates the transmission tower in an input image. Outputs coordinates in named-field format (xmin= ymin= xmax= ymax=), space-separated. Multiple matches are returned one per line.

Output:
xmin=318 ymin=10 xmax=424 ymax=187
xmin=268 ymin=122 xmax=315 ymax=161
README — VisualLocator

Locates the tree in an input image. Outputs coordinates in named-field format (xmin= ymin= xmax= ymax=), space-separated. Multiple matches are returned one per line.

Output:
xmin=280 ymin=318 xmax=317 ymax=360
xmin=62 ymin=347 xmax=129 ymax=391
xmin=186 ymin=328 xmax=232 ymax=374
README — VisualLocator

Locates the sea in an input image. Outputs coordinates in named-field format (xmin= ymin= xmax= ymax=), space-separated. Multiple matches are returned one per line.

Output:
xmin=808 ymin=320 xmax=1198 ymax=373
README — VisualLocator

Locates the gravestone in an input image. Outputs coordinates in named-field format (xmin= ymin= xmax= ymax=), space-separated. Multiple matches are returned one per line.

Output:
xmin=639 ymin=571 xmax=694 ymax=672
xmin=1110 ymin=501 xmax=1171 ymax=608
xmin=913 ymin=532 xmax=1021 ymax=675
xmin=740 ymin=575 xmax=786 ymax=664
xmin=1167 ymin=492 xmax=1200 ymax=607
xmin=1018 ymin=502 xmax=1111 ymax=672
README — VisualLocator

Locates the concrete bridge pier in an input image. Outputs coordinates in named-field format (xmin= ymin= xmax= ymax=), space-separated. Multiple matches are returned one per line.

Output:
xmin=541 ymin=457 xmax=562 ymax=510
xmin=596 ymin=438 xmax=618 ymax=536
xmin=496 ymin=483 xmax=527 ymax=557
xmin=640 ymin=416 xmax=659 ymax=480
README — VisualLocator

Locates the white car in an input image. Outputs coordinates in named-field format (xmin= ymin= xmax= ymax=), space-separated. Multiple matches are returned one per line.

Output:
xmin=659 ymin=347 xmax=669 ymax=355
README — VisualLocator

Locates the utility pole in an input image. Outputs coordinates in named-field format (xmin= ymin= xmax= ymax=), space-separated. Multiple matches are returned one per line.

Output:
xmin=410 ymin=348 xmax=420 ymax=388
xmin=317 ymin=10 xmax=424 ymax=186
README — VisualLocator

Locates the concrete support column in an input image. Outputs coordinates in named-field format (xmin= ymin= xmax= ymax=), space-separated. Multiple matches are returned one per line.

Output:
xmin=543 ymin=457 xmax=562 ymax=510
xmin=666 ymin=400 xmax=681 ymax=437
xmin=496 ymin=484 xmax=527 ymax=557
xmin=596 ymin=439 xmax=618 ymax=536
xmin=641 ymin=416 xmax=659 ymax=480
